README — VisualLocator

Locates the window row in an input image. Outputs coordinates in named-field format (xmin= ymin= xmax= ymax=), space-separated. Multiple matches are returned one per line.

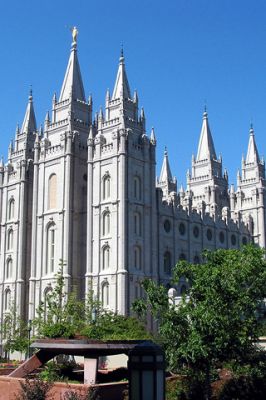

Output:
xmin=102 ymin=174 xmax=142 ymax=201
xmin=163 ymin=251 xmax=201 ymax=275
xmin=176 ymin=221 xmax=248 ymax=245
xmin=101 ymin=211 xmax=142 ymax=237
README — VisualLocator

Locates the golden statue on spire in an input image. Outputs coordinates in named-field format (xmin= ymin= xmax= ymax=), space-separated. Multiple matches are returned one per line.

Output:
xmin=71 ymin=26 xmax=78 ymax=44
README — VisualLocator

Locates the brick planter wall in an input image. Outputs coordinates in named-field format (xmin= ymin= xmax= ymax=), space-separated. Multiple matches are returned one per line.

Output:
xmin=0 ymin=376 xmax=128 ymax=400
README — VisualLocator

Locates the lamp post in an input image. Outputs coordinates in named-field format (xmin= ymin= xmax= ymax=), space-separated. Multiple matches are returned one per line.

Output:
xmin=27 ymin=319 xmax=32 ymax=359
xmin=128 ymin=341 xmax=165 ymax=400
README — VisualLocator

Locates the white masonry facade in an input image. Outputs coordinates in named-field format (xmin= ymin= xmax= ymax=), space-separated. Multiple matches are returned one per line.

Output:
xmin=0 ymin=37 xmax=265 ymax=337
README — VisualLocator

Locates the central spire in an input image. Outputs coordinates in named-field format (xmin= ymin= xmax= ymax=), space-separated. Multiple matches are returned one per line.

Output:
xmin=59 ymin=28 xmax=85 ymax=102
xmin=246 ymin=124 xmax=260 ymax=164
xmin=196 ymin=109 xmax=217 ymax=161
xmin=21 ymin=89 xmax=37 ymax=134
xmin=112 ymin=49 xmax=131 ymax=100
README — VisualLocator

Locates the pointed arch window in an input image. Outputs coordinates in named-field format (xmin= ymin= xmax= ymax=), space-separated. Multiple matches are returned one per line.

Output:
xmin=6 ymin=258 xmax=12 ymax=279
xmin=134 ymin=246 xmax=142 ymax=270
xmin=46 ymin=223 xmax=56 ymax=274
xmin=133 ymin=176 xmax=141 ymax=201
xmin=102 ymin=245 xmax=110 ymax=270
xmin=4 ymin=289 xmax=11 ymax=310
xmin=163 ymin=251 xmax=172 ymax=275
xmin=48 ymin=174 xmax=57 ymax=209
xmin=8 ymin=199 xmax=15 ymax=220
xmin=7 ymin=229 xmax=13 ymax=250
xmin=102 ymin=211 xmax=110 ymax=236
xmin=102 ymin=281 xmax=109 ymax=307
xmin=103 ymin=174 xmax=111 ymax=200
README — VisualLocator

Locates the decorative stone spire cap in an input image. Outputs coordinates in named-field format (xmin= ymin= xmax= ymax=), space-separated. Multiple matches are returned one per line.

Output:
xmin=59 ymin=28 xmax=85 ymax=102
xmin=159 ymin=147 xmax=173 ymax=183
xmin=150 ymin=127 xmax=156 ymax=143
xmin=21 ymin=89 xmax=37 ymax=134
xmin=246 ymin=123 xmax=260 ymax=164
xmin=112 ymin=48 xmax=131 ymax=100
xmin=196 ymin=109 xmax=217 ymax=161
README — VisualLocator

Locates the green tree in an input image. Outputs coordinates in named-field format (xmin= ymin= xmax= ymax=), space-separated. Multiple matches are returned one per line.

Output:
xmin=133 ymin=245 xmax=266 ymax=399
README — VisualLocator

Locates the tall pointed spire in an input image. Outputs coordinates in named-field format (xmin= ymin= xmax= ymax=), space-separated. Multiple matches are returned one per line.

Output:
xmin=159 ymin=148 xmax=173 ymax=184
xmin=21 ymin=89 xmax=37 ymax=134
xmin=246 ymin=124 xmax=260 ymax=164
xmin=112 ymin=49 xmax=131 ymax=100
xmin=59 ymin=28 xmax=85 ymax=102
xmin=196 ymin=109 xmax=217 ymax=161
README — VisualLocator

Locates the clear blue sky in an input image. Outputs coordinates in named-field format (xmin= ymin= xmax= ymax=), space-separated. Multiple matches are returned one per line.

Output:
xmin=0 ymin=0 xmax=266 ymax=186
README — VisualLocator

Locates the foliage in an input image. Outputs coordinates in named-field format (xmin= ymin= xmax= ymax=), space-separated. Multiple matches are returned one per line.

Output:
xmin=63 ymin=387 xmax=100 ymax=400
xmin=33 ymin=261 xmax=86 ymax=338
xmin=218 ymin=374 xmax=266 ymax=400
xmin=133 ymin=245 xmax=266 ymax=398
xmin=16 ymin=377 xmax=53 ymax=400
xmin=39 ymin=361 xmax=63 ymax=382
xmin=1 ymin=303 xmax=29 ymax=355
xmin=81 ymin=311 xmax=151 ymax=341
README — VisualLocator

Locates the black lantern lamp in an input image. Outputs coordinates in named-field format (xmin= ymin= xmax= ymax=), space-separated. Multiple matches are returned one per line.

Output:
xmin=128 ymin=341 xmax=165 ymax=400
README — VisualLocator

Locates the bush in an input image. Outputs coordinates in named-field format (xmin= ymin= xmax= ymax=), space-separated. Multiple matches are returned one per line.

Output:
xmin=63 ymin=387 xmax=100 ymax=400
xmin=16 ymin=377 xmax=53 ymax=400
xmin=218 ymin=375 xmax=266 ymax=400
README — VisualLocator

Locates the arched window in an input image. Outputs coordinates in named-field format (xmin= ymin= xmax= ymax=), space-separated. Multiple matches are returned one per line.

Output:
xmin=4 ymin=289 xmax=11 ymax=310
xmin=8 ymin=199 xmax=15 ymax=220
xmin=180 ymin=285 xmax=187 ymax=295
xmin=6 ymin=258 xmax=12 ymax=279
xmin=102 ymin=282 xmax=109 ymax=307
xmin=163 ymin=251 xmax=172 ymax=275
xmin=44 ymin=287 xmax=52 ymax=321
xmin=7 ymin=229 xmax=13 ymax=250
xmin=135 ymin=282 xmax=142 ymax=299
xmin=133 ymin=176 xmax=141 ymax=201
xmin=134 ymin=246 xmax=142 ymax=270
xmin=102 ymin=245 xmax=110 ymax=270
xmin=103 ymin=212 xmax=110 ymax=236
xmin=134 ymin=212 xmax=141 ymax=236
xmin=103 ymin=174 xmax=111 ymax=200
xmin=48 ymin=174 xmax=57 ymax=209
xmin=46 ymin=224 xmax=56 ymax=274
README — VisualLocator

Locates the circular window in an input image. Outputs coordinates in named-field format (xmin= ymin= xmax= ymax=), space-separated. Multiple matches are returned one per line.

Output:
xmin=164 ymin=219 xmax=171 ymax=233
xmin=179 ymin=223 xmax=186 ymax=236
xmin=193 ymin=226 xmax=199 ymax=238
xmin=231 ymin=234 xmax=237 ymax=246
xmin=219 ymin=231 xmax=225 ymax=243
xmin=206 ymin=229 xmax=212 ymax=241
xmin=242 ymin=236 xmax=247 ymax=245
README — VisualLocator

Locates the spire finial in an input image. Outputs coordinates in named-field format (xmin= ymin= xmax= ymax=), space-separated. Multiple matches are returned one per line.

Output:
xmin=71 ymin=26 xmax=78 ymax=48
xmin=120 ymin=44 xmax=124 ymax=63
xmin=250 ymin=121 xmax=254 ymax=135
xmin=203 ymin=101 xmax=207 ymax=118
xmin=29 ymin=85 xmax=33 ymax=101
xmin=164 ymin=146 xmax=168 ymax=156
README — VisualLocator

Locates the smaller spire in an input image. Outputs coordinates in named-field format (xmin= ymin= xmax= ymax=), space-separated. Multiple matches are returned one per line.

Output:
xmin=98 ymin=106 xmax=104 ymax=120
xmin=0 ymin=156 xmax=4 ymax=169
xmin=105 ymin=88 xmax=110 ymax=102
xmin=21 ymin=91 xmax=37 ymax=134
xmin=246 ymin=124 xmax=260 ymax=164
xmin=112 ymin=47 xmax=131 ymax=100
xmin=150 ymin=127 xmax=156 ymax=144
xmin=88 ymin=93 xmax=93 ymax=106
xmin=196 ymin=108 xmax=217 ymax=161
xmin=15 ymin=123 xmax=20 ymax=136
xmin=53 ymin=92 xmax=57 ymax=104
xmin=133 ymin=90 xmax=138 ymax=104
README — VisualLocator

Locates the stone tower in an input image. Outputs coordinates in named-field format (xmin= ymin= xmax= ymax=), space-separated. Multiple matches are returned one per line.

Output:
xmin=234 ymin=125 xmax=266 ymax=247
xmin=86 ymin=50 xmax=157 ymax=314
xmin=28 ymin=37 xmax=92 ymax=319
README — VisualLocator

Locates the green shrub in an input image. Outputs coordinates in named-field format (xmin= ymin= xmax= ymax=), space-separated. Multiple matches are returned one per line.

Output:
xmin=16 ymin=377 xmax=53 ymax=400
xmin=63 ymin=387 xmax=100 ymax=400
xmin=218 ymin=375 xmax=266 ymax=400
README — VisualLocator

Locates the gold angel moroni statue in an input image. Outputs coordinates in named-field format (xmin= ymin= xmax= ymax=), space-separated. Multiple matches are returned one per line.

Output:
xmin=71 ymin=26 xmax=78 ymax=44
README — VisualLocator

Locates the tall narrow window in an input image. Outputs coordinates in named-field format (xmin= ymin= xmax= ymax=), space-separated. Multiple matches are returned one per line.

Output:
xmin=6 ymin=258 xmax=12 ymax=279
xmin=47 ymin=224 xmax=56 ymax=274
xmin=102 ymin=246 xmax=110 ymax=270
xmin=103 ymin=175 xmax=111 ymax=200
xmin=7 ymin=229 xmax=13 ymax=250
xmin=102 ymin=282 xmax=109 ymax=307
xmin=164 ymin=251 xmax=172 ymax=274
xmin=134 ymin=212 xmax=141 ymax=236
xmin=103 ymin=212 xmax=110 ymax=236
xmin=133 ymin=176 xmax=141 ymax=200
xmin=4 ymin=289 xmax=11 ymax=310
xmin=48 ymin=174 xmax=57 ymax=209
xmin=8 ymin=199 xmax=15 ymax=220
xmin=134 ymin=246 xmax=142 ymax=270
